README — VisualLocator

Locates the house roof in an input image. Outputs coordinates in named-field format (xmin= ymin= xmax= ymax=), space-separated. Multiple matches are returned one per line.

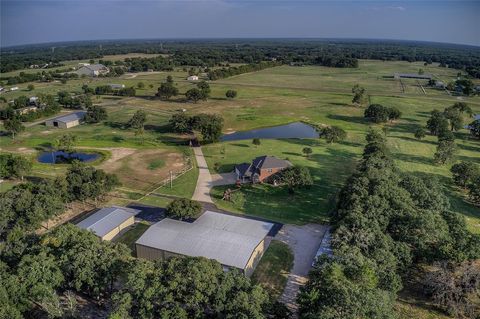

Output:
xmin=50 ymin=111 xmax=87 ymax=124
xmin=235 ymin=163 xmax=252 ymax=177
xmin=76 ymin=206 xmax=140 ymax=238
xmin=84 ymin=64 xmax=107 ymax=71
xmin=252 ymin=155 xmax=292 ymax=170
xmin=135 ymin=211 xmax=274 ymax=270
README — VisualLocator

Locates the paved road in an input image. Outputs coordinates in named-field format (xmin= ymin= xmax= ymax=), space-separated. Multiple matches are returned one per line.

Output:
xmin=192 ymin=147 xmax=214 ymax=203
xmin=275 ymin=224 xmax=328 ymax=314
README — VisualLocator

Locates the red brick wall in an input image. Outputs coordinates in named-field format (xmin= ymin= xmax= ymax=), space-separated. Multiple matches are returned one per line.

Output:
xmin=258 ymin=168 xmax=283 ymax=182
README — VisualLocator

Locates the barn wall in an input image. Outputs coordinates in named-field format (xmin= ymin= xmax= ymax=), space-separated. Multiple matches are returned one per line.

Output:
xmin=244 ymin=239 xmax=267 ymax=277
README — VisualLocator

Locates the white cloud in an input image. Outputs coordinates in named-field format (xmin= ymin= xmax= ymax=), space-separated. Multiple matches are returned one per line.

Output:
xmin=387 ymin=6 xmax=406 ymax=11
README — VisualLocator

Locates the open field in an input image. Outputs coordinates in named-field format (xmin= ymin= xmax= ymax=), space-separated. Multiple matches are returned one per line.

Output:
xmin=251 ymin=240 xmax=294 ymax=298
xmin=1 ymin=60 xmax=479 ymax=233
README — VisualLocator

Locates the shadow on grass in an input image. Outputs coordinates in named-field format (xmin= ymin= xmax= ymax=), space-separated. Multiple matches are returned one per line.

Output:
xmin=327 ymin=114 xmax=366 ymax=125
xmin=230 ymin=143 xmax=250 ymax=148
xmin=394 ymin=153 xmax=433 ymax=166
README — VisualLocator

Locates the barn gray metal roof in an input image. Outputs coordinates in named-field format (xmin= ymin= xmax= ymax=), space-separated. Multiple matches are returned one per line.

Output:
xmin=135 ymin=211 xmax=274 ymax=270
xmin=76 ymin=206 xmax=140 ymax=238
xmin=51 ymin=111 xmax=87 ymax=124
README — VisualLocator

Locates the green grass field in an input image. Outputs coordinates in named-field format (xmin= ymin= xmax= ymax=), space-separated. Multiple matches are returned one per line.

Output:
xmin=251 ymin=240 xmax=294 ymax=298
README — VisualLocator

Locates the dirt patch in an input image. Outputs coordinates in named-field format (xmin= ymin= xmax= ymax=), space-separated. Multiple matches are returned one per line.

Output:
xmin=96 ymin=147 xmax=137 ymax=171
xmin=102 ymin=149 xmax=187 ymax=191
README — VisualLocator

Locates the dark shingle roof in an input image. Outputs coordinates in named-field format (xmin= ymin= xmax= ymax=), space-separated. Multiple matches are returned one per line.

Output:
xmin=252 ymin=155 xmax=291 ymax=170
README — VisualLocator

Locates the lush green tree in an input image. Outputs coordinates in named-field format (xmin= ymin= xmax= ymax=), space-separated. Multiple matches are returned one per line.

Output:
xmin=434 ymin=139 xmax=457 ymax=165
xmin=192 ymin=113 xmax=224 ymax=143
xmin=65 ymin=162 xmax=120 ymax=201
xmin=388 ymin=107 xmax=402 ymax=121
xmin=127 ymin=110 xmax=147 ymax=130
xmin=197 ymin=81 xmax=211 ymax=100
xmin=165 ymin=198 xmax=202 ymax=220
xmin=225 ymin=89 xmax=237 ymax=99
xmin=27 ymin=84 xmax=34 ymax=91
xmin=55 ymin=133 xmax=76 ymax=152
xmin=468 ymin=119 xmax=480 ymax=139
xmin=166 ymin=75 xmax=174 ymax=83
xmin=451 ymin=102 xmax=473 ymax=116
xmin=0 ymin=154 xmax=32 ymax=180
xmin=137 ymin=82 xmax=145 ymax=89
xmin=467 ymin=175 xmax=480 ymax=206
xmin=3 ymin=116 xmax=25 ymax=139
xmin=13 ymin=96 xmax=29 ymax=109
xmin=427 ymin=109 xmax=449 ymax=136
xmin=450 ymin=161 xmax=479 ymax=188
xmin=185 ymin=88 xmax=202 ymax=103
xmin=252 ymin=138 xmax=261 ymax=147
xmin=302 ymin=147 xmax=312 ymax=157
xmin=277 ymin=166 xmax=313 ymax=194
xmin=321 ymin=126 xmax=347 ymax=143
xmin=364 ymin=104 xmax=390 ymax=123
xmin=169 ymin=112 xmax=191 ymax=133
xmin=85 ymin=105 xmax=108 ymax=123
xmin=443 ymin=106 xmax=463 ymax=131
xmin=156 ymin=82 xmax=178 ymax=100
xmin=414 ymin=127 xmax=427 ymax=140
xmin=351 ymin=84 xmax=367 ymax=105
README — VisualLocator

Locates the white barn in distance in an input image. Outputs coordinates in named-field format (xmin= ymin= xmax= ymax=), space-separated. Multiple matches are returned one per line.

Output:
xmin=76 ymin=206 xmax=140 ymax=241
xmin=187 ymin=75 xmax=199 ymax=81
xmin=77 ymin=64 xmax=109 ymax=77
xmin=135 ymin=211 xmax=274 ymax=276
xmin=45 ymin=111 xmax=86 ymax=129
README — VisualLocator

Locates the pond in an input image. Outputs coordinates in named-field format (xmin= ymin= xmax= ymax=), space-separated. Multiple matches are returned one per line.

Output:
xmin=221 ymin=122 xmax=319 ymax=142
xmin=38 ymin=151 xmax=100 ymax=164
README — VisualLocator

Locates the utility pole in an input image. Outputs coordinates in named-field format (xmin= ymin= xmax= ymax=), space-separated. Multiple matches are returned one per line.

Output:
xmin=170 ymin=170 xmax=173 ymax=188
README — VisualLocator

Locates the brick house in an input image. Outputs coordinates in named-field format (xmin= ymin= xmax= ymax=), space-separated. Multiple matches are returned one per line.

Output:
xmin=235 ymin=155 xmax=292 ymax=183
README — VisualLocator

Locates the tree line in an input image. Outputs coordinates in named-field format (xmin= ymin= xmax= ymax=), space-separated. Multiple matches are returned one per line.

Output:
xmin=3 ymin=39 xmax=479 ymax=78
xmin=297 ymin=129 xmax=480 ymax=319
xmin=169 ymin=112 xmax=224 ymax=143
xmin=207 ymin=61 xmax=282 ymax=80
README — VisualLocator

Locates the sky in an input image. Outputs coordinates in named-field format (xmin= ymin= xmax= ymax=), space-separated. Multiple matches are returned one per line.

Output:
xmin=1 ymin=0 xmax=479 ymax=47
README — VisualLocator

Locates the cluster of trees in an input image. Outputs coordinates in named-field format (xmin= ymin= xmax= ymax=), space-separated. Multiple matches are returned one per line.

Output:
xmin=185 ymin=81 xmax=211 ymax=103
xmin=127 ymin=110 xmax=147 ymax=136
xmin=92 ymin=85 xmax=136 ymax=97
xmin=0 ymin=69 xmax=78 ymax=85
xmin=274 ymin=166 xmax=313 ymax=194
xmin=298 ymin=129 xmax=480 ymax=319
xmin=318 ymin=126 xmax=347 ymax=143
xmin=425 ymin=102 xmax=475 ymax=164
xmin=156 ymin=75 xmax=178 ymax=100
xmin=169 ymin=112 xmax=224 ymax=143
xmin=57 ymin=91 xmax=92 ymax=109
xmin=364 ymin=104 xmax=401 ymax=123
xmin=207 ymin=61 xmax=282 ymax=80
xmin=165 ymin=198 xmax=202 ymax=220
xmin=451 ymin=161 xmax=480 ymax=206
xmin=3 ymin=40 xmax=480 ymax=78
xmin=0 ymin=94 xmax=61 ymax=122
xmin=84 ymin=105 xmax=108 ymax=123
xmin=0 ymin=153 xmax=32 ymax=180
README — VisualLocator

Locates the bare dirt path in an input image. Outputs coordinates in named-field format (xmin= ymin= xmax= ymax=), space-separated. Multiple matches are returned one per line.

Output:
xmin=192 ymin=147 xmax=213 ymax=203
xmin=275 ymin=224 xmax=328 ymax=314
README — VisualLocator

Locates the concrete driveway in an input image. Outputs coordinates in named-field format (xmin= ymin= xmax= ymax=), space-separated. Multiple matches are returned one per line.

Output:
xmin=211 ymin=172 xmax=237 ymax=186
xmin=275 ymin=224 xmax=328 ymax=313
xmin=192 ymin=147 xmax=213 ymax=203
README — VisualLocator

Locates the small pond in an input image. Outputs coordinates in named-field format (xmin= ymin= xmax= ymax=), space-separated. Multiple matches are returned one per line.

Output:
xmin=221 ymin=122 xmax=319 ymax=142
xmin=38 ymin=151 xmax=100 ymax=164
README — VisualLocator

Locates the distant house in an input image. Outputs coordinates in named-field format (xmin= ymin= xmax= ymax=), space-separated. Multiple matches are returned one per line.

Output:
xmin=29 ymin=96 xmax=39 ymax=105
xmin=235 ymin=155 xmax=292 ymax=183
xmin=135 ymin=211 xmax=274 ymax=276
xmin=10 ymin=87 xmax=19 ymax=91
xmin=0 ymin=87 xmax=4 ymax=93
xmin=108 ymin=83 xmax=125 ymax=89
xmin=187 ymin=75 xmax=199 ymax=81
xmin=78 ymin=62 xmax=90 ymax=67
xmin=76 ymin=64 xmax=109 ymax=77
xmin=76 ymin=206 xmax=141 ymax=241
xmin=435 ymin=81 xmax=445 ymax=89
xmin=45 ymin=111 xmax=86 ymax=129
xmin=393 ymin=73 xmax=432 ymax=80
xmin=15 ymin=106 xmax=38 ymax=115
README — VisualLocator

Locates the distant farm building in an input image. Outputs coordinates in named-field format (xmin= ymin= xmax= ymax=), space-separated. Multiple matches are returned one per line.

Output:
xmin=76 ymin=64 xmax=109 ymax=77
xmin=76 ymin=206 xmax=140 ymax=241
xmin=15 ymin=106 xmax=38 ymax=115
xmin=78 ymin=62 xmax=90 ymax=67
xmin=187 ymin=75 xmax=199 ymax=81
xmin=393 ymin=73 xmax=432 ymax=80
xmin=9 ymin=87 xmax=19 ymax=91
xmin=235 ymin=155 xmax=292 ymax=183
xmin=45 ymin=111 xmax=86 ymax=129
xmin=109 ymin=84 xmax=125 ymax=89
xmin=135 ymin=211 xmax=274 ymax=276
xmin=29 ymin=96 xmax=39 ymax=105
